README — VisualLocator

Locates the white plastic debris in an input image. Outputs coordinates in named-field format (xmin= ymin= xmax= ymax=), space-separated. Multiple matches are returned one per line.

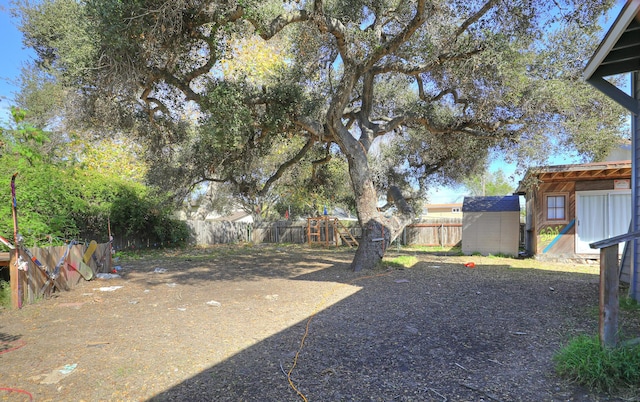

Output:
xmin=96 ymin=273 xmax=120 ymax=279
xmin=206 ymin=300 xmax=222 ymax=307
xmin=153 ymin=267 xmax=168 ymax=273
xmin=95 ymin=286 xmax=123 ymax=292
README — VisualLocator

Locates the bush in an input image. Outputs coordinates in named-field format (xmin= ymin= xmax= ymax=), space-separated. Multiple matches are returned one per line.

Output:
xmin=0 ymin=280 xmax=10 ymax=309
xmin=0 ymin=108 xmax=187 ymax=248
xmin=554 ymin=335 xmax=640 ymax=395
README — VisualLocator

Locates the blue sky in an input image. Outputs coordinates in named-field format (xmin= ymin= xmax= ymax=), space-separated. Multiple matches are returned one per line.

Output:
xmin=0 ymin=1 xmax=627 ymax=203
xmin=0 ymin=1 xmax=33 ymax=125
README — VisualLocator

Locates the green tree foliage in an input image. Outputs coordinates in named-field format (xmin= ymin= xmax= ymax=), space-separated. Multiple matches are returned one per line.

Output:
xmin=13 ymin=0 xmax=626 ymax=268
xmin=274 ymin=146 xmax=356 ymax=219
xmin=463 ymin=168 xmax=515 ymax=197
xmin=0 ymin=108 xmax=188 ymax=247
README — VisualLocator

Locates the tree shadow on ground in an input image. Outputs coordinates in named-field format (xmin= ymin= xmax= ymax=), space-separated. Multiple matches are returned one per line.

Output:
xmin=122 ymin=246 xmax=358 ymax=287
xmin=146 ymin=255 xmax=612 ymax=402
xmin=0 ymin=329 xmax=23 ymax=353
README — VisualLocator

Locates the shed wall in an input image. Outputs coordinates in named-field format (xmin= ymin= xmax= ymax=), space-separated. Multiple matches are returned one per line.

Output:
xmin=462 ymin=211 xmax=519 ymax=256
xmin=529 ymin=178 xmax=632 ymax=260
xmin=532 ymin=181 xmax=577 ymax=257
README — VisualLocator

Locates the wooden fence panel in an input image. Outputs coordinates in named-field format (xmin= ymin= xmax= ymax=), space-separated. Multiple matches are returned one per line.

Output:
xmin=405 ymin=219 xmax=463 ymax=246
xmin=187 ymin=221 xmax=308 ymax=245
xmin=272 ymin=222 xmax=307 ymax=244
xmin=186 ymin=220 xmax=252 ymax=245
xmin=16 ymin=242 xmax=111 ymax=304
xmin=184 ymin=219 xmax=462 ymax=247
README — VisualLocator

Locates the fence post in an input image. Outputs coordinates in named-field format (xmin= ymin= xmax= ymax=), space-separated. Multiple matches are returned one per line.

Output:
xmin=599 ymin=244 xmax=619 ymax=348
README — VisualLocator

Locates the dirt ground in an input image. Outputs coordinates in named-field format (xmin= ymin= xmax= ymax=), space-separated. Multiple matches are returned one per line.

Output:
xmin=0 ymin=244 xmax=638 ymax=401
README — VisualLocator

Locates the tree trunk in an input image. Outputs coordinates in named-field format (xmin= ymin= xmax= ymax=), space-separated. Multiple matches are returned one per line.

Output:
xmin=349 ymin=164 xmax=414 ymax=271
xmin=326 ymin=66 xmax=414 ymax=271
xmin=351 ymin=218 xmax=390 ymax=272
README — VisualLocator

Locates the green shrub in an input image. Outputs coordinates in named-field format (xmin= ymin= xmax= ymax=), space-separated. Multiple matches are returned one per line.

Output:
xmin=554 ymin=335 xmax=640 ymax=395
xmin=620 ymin=297 xmax=640 ymax=312
xmin=0 ymin=280 xmax=10 ymax=309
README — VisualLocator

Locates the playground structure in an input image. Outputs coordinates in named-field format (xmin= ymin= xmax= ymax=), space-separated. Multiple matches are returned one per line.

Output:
xmin=307 ymin=216 xmax=359 ymax=247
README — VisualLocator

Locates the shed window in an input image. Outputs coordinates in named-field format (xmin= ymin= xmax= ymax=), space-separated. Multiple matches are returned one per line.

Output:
xmin=546 ymin=195 xmax=565 ymax=220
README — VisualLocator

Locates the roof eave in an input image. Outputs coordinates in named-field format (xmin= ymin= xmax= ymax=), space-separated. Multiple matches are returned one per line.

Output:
xmin=584 ymin=0 xmax=640 ymax=81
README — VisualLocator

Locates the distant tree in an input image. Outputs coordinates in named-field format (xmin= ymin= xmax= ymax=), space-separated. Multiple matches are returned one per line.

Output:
xmin=463 ymin=168 xmax=515 ymax=197
xmin=14 ymin=0 xmax=625 ymax=270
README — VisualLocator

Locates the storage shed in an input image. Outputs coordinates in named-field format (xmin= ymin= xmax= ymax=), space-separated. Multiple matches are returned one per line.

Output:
xmin=462 ymin=195 xmax=520 ymax=256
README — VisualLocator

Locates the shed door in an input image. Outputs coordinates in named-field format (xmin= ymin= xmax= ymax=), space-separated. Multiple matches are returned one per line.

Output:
xmin=576 ymin=190 xmax=631 ymax=254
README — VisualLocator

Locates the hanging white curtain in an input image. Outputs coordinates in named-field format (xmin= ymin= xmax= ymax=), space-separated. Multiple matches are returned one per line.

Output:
xmin=610 ymin=193 xmax=632 ymax=253
xmin=577 ymin=194 xmax=608 ymax=253
xmin=576 ymin=191 xmax=631 ymax=254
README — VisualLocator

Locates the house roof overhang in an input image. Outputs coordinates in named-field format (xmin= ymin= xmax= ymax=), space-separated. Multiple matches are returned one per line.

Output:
xmin=583 ymin=0 xmax=640 ymax=114
xmin=516 ymin=160 xmax=632 ymax=194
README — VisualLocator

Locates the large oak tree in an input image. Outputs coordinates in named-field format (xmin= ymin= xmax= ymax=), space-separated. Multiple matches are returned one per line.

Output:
xmin=15 ymin=0 xmax=625 ymax=270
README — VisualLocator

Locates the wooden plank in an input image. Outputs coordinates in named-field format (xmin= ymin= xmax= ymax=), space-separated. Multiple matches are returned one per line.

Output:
xmin=599 ymin=245 xmax=619 ymax=348
xmin=620 ymin=240 xmax=631 ymax=284
xmin=333 ymin=218 xmax=359 ymax=247
xmin=408 ymin=223 xmax=463 ymax=228
xmin=10 ymin=250 xmax=19 ymax=309
xmin=590 ymin=229 xmax=640 ymax=249
xmin=575 ymin=180 xmax=615 ymax=191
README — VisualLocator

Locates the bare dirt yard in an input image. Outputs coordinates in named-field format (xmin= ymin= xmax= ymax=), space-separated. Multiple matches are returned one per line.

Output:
xmin=1 ymin=244 xmax=638 ymax=401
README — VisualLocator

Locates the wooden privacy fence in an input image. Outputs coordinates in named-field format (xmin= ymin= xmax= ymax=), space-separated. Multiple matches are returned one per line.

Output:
xmin=185 ymin=218 xmax=462 ymax=247
xmin=404 ymin=220 xmax=462 ymax=247
xmin=8 ymin=241 xmax=112 ymax=307
xmin=186 ymin=220 xmax=328 ymax=245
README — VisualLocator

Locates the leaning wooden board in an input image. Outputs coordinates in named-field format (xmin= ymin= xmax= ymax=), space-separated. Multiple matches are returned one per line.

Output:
xmin=68 ymin=255 xmax=94 ymax=280
xmin=83 ymin=240 xmax=98 ymax=264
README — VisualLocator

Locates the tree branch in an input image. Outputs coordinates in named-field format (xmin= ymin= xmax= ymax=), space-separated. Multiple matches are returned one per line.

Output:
xmin=372 ymin=116 xmax=406 ymax=138
xmin=454 ymin=0 xmax=499 ymax=39
xmin=364 ymin=0 xmax=430 ymax=70
xmin=253 ymin=10 xmax=311 ymax=40
xmin=258 ymin=137 xmax=315 ymax=196
xmin=295 ymin=117 xmax=329 ymax=141
xmin=371 ymin=46 xmax=484 ymax=77
xmin=316 ymin=15 xmax=351 ymax=64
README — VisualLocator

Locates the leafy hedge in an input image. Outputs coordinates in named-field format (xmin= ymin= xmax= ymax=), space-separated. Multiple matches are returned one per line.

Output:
xmin=0 ymin=109 xmax=188 ymax=247
xmin=0 ymin=155 xmax=189 ymax=247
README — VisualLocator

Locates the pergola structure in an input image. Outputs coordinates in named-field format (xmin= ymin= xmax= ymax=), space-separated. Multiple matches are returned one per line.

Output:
xmin=530 ymin=161 xmax=632 ymax=182
xmin=584 ymin=0 xmax=640 ymax=302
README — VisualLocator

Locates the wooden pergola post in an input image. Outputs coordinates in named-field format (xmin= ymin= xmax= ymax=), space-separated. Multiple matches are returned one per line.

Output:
xmin=9 ymin=251 xmax=19 ymax=309
xmin=324 ymin=216 xmax=329 ymax=247
xmin=10 ymin=172 xmax=21 ymax=309
xmin=590 ymin=230 xmax=640 ymax=348
xmin=599 ymin=244 xmax=619 ymax=348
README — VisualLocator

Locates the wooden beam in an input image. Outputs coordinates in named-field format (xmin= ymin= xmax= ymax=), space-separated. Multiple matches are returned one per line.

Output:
xmin=10 ymin=249 xmax=19 ymax=309
xmin=587 ymin=77 xmax=639 ymax=115
xmin=590 ymin=229 xmax=640 ymax=249
xmin=599 ymin=245 xmax=620 ymax=348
